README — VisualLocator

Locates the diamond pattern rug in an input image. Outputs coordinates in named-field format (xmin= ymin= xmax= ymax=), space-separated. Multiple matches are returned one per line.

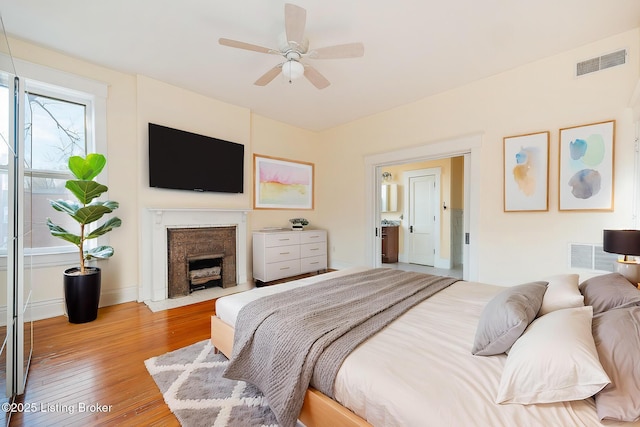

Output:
xmin=145 ymin=339 xmax=279 ymax=427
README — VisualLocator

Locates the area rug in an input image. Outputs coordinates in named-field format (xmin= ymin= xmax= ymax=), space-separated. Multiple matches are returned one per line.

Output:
xmin=145 ymin=339 xmax=279 ymax=427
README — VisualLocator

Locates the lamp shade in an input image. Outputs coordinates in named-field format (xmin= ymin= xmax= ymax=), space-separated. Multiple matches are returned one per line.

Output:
xmin=603 ymin=229 xmax=640 ymax=256
xmin=282 ymin=60 xmax=304 ymax=80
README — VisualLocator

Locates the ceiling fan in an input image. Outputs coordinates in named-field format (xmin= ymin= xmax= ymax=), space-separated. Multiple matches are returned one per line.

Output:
xmin=219 ymin=3 xmax=364 ymax=89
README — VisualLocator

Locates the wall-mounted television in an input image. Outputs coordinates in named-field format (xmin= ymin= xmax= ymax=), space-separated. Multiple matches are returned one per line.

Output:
xmin=148 ymin=123 xmax=244 ymax=193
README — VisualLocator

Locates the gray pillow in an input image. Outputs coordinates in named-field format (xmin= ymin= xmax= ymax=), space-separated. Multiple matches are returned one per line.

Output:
xmin=592 ymin=306 xmax=640 ymax=422
xmin=472 ymin=281 xmax=547 ymax=356
xmin=579 ymin=273 xmax=640 ymax=315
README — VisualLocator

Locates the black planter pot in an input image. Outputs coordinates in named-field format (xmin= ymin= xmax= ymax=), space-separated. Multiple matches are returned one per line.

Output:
xmin=64 ymin=267 xmax=101 ymax=324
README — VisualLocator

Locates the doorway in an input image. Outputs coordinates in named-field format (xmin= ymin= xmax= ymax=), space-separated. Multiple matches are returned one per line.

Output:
xmin=365 ymin=133 xmax=481 ymax=282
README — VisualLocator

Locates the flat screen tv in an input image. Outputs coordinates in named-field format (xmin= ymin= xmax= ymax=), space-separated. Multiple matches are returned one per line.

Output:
xmin=148 ymin=123 xmax=244 ymax=193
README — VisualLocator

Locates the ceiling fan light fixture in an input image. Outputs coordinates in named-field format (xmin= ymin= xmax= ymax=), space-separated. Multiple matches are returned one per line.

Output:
xmin=219 ymin=3 xmax=363 ymax=89
xmin=282 ymin=60 xmax=305 ymax=81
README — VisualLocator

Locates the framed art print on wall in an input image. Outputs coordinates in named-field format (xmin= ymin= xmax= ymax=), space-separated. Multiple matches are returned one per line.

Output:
xmin=559 ymin=120 xmax=615 ymax=211
xmin=253 ymin=154 xmax=314 ymax=210
xmin=503 ymin=131 xmax=550 ymax=212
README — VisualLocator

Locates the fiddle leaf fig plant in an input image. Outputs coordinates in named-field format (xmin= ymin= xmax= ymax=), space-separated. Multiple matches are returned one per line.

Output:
xmin=47 ymin=153 xmax=122 ymax=274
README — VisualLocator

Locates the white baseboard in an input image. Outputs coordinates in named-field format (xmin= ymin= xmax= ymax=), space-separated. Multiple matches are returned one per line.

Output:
xmin=328 ymin=261 xmax=360 ymax=270
xmin=27 ymin=285 xmax=139 ymax=322
xmin=397 ymin=254 xmax=451 ymax=269
xmin=434 ymin=256 xmax=452 ymax=269
xmin=30 ymin=299 xmax=65 ymax=322
xmin=99 ymin=285 xmax=139 ymax=308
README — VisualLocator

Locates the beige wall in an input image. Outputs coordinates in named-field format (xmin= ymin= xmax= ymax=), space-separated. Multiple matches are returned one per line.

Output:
xmin=319 ymin=29 xmax=640 ymax=285
xmin=4 ymin=27 xmax=640 ymax=318
xmin=7 ymin=37 xmax=140 ymax=309
xmin=133 ymin=80 xmax=326 ymax=234
xmin=136 ymin=75 xmax=252 ymax=211
xmin=250 ymin=114 xmax=323 ymax=231
xmin=5 ymin=38 xmax=327 ymax=315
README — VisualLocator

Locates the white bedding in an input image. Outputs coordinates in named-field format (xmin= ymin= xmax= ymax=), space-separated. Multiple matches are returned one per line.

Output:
xmin=215 ymin=268 xmax=638 ymax=427
xmin=215 ymin=266 xmax=371 ymax=326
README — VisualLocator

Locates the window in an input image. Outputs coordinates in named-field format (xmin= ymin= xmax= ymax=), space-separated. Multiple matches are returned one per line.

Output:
xmin=0 ymin=57 xmax=107 ymax=266
xmin=25 ymin=89 xmax=89 ymax=253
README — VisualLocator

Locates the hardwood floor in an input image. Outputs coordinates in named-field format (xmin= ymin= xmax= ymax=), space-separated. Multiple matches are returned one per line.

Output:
xmin=9 ymin=300 xmax=215 ymax=427
xmin=8 ymin=270 xmax=335 ymax=426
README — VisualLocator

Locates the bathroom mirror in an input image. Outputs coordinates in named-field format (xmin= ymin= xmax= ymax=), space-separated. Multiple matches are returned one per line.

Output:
xmin=381 ymin=183 xmax=398 ymax=212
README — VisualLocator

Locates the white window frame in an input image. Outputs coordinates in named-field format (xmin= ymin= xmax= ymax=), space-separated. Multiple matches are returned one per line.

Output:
xmin=0 ymin=55 xmax=107 ymax=269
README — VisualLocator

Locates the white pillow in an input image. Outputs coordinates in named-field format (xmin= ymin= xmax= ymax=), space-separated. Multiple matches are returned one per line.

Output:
xmin=496 ymin=306 xmax=609 ymax=405
xmin=538 ymin=273 xmax=583 ymax=316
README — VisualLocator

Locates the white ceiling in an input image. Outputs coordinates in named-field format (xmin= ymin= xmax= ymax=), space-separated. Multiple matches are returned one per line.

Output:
xmin=1 ymin=1 xmax=639 ymax=131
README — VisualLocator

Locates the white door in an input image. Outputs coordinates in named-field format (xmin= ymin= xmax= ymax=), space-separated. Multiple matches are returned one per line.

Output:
xmin=408 ymin=174 xmax=436 ymax=265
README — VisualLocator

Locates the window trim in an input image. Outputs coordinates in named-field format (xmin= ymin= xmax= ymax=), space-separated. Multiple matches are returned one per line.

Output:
xmin=0 ymin=55 xmax=108 ymax=270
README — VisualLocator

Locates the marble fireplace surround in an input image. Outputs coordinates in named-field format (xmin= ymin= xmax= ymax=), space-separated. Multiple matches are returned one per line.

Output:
xmin=141 ymin=208 xmax=249 ymax=302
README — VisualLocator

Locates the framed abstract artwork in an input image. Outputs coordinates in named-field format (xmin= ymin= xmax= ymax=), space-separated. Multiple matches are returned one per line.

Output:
xmin=253 ymin=154 xmax=314 ymax=210
xmin=503 ymin=131 xmax=550 ymax=212
xmin=559 ymin=120 xmax=615 ymax=211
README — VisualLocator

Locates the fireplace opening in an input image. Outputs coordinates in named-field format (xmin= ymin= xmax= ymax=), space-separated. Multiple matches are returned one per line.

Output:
xmin=188 ymin=254 xmax=223 ymax=292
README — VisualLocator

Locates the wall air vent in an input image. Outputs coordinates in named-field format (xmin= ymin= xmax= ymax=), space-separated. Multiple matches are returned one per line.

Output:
xmin=568 ymin=243 xmax=618 ymax=271
xmin=576 ymin=49 xmax=627 ymax=77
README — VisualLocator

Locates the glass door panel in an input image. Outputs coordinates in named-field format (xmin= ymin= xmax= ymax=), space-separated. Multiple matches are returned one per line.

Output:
xmin=0 ymin=12 xmax=15 ymax=420
xmin=21 ymin=92 xmax=32 ymax=393
xmin=0 ymin=69 xmax=11 ymax=417
xmin=0 ymin=9 xmax=32 ymax=418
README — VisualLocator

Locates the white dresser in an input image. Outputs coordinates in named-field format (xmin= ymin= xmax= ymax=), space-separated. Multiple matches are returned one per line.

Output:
xmin=252 ymin=229 xmax=327 ymax=284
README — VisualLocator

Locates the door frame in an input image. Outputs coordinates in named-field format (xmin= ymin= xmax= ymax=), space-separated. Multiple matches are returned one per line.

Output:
xmin=402 ymin=168 xmax=441 ymax=266
xmin=365 ymin=133 xmax=482 ymax=282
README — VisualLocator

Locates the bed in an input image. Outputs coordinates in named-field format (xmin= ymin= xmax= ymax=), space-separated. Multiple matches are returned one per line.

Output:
xmin=210 ymin=267 xmax=640 ymax=427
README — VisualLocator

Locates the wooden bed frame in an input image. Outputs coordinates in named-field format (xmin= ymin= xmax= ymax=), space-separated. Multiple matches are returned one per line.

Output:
xmin=211 ymin=315 xmax=372 ymax=427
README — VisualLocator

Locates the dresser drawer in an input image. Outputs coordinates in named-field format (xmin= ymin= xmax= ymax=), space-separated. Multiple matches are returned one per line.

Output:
xmin=300 ymin=255 xmax=327 ymax=273
xmin=264 ymin=232 xmax=300 ymax=247
xmin=265 ymin=260 xmax=301 ymax=281
xmin=265 ymin=245 xmax=300 ymax=263
xmin=300 ymin=242 xmax=326 ymax=258
xmin=300 ymin=231 xmax=326 ymax=244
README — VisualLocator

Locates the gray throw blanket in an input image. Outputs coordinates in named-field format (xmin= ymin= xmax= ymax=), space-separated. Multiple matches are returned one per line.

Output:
xmin=223 ymin=268 xmax=458 ymax=427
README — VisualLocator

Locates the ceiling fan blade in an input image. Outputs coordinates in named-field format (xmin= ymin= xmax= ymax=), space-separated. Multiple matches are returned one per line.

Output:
xmin=254 ymin=65 xmax=282 ymax=86
xmin=284 ymin=3 xmax=306 ymax=47
xmin=308 ymin=42 xmax=365 ymax=59
xmin=304 ymin=65 xmax=330 ymax=90
xmin=219 ymin=38 xmax=277 ymax=55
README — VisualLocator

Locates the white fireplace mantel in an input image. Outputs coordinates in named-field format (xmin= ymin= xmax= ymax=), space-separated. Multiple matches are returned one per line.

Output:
xmin=140 ymin=208 xmax=250 ymax=302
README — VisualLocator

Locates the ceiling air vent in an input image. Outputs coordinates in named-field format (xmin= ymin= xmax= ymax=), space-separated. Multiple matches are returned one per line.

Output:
xmin=576 ymin=49 xmax=627 ymax=77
